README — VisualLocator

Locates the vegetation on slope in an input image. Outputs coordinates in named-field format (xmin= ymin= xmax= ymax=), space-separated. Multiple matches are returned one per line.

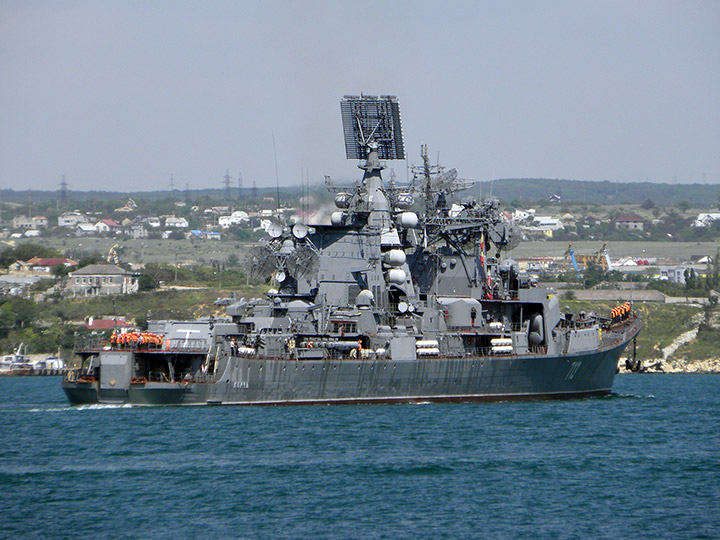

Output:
xmin=0 ymin=285 xmax=267 ymax=355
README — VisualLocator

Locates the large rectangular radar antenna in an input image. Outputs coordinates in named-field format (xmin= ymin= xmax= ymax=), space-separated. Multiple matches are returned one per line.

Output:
xmin=341 ymin=95 xmax=405 ymax=160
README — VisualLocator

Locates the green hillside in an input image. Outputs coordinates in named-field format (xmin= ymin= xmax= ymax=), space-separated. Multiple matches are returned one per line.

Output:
xmin=471 ymin=178 xmax=720 ymax=206
xmin=4 ymin=178 xmax=720 ymax=207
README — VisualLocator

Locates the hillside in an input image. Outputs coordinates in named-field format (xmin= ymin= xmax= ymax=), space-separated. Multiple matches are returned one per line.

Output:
xmin=4 ymin=178 xmax=720 ymax=207
xmin=470 ymin=178 xmax=720 ymax=206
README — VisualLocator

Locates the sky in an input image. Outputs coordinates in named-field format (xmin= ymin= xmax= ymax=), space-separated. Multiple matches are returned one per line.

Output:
xmin=1 ymin=1 xmax=719 ymax=193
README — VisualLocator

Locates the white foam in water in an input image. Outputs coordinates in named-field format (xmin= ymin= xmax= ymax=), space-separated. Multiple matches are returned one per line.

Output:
xmin=24 ymin=403 xmax=133 ymax=413
xmin=74 ymin=403 xmax=133 ymax=411
xmin=27 ymin=407 xmax=72 ymax=413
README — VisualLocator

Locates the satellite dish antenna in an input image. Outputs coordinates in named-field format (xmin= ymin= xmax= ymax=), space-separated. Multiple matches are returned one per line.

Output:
xmin=267 ymin=223 xmax=283 ymax=238
xmin=275 ymin=271 xmax=287 ymax=283
xmin=292 ymin=223 xmax=308 ymax=239
xmin=398 ymin=301 xmax=408 ymax=313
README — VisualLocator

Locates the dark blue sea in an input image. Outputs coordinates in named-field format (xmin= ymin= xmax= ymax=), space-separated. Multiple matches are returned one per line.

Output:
xmin=1 ymin=375 xmax=718 ymax=540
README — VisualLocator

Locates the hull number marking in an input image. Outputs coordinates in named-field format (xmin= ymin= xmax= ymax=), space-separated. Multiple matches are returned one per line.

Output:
xmin=565 ymin=361 xmax=582 ymax=380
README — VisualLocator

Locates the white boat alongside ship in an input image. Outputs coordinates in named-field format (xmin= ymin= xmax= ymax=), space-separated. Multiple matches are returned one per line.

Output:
xmin=0 ymin=343 xmax=65 ymax=374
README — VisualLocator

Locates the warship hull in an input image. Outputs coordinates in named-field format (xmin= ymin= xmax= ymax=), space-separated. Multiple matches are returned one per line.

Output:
xmin=62 ymin=326 xmax=638 ymax=406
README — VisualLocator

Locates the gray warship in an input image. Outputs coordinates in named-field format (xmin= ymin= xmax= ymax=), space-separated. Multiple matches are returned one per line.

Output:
xmin=63 ymin=95 xmax=642 ymax=406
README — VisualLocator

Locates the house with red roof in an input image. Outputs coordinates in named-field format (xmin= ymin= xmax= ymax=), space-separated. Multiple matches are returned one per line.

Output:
xmin=615 ymin=217 xmax=644 ymax=231
xmin=9 ymin=257 xmax=77 ymax=274
xmin=85 ymin=317 xmax=134 ymax=331
xmin=95 ymin=219 xmax=121 ymax=233
xmin=29 ymin=258 xmax=78 ymax=273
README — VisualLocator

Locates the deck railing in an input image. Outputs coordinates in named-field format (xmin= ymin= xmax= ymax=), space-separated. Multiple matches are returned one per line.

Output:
xmin=74 ymin=337 xmax=209 ymax=353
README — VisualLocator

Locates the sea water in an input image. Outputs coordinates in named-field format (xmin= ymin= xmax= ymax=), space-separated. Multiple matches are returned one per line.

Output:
xmin=0 ymin=375 xmax=718 ymax=540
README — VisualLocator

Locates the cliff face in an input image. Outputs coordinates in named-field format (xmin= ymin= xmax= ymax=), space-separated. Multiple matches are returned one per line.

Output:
xmin=618 ymin=308 xmax=720 ymax=374
xmin=621 ymin=305 xmax=720 ymax=373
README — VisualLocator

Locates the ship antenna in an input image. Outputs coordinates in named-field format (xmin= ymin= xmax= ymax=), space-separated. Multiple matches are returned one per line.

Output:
xmin=272 ymin=130 xmax=281 ymax=211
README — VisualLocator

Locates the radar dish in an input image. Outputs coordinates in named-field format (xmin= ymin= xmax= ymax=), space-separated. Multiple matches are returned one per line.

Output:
xmin=341 ymin=95 xmax=405 ymax=160
xmin=245 ymin=245 xmax=276 ymax=280
xmin=436 ymin=168 xmax=458 ymax=189
xmin=489 ymin=220 xmax=521 ymax=251
xmin=292 ymin=223 xmax=308 ymax=239
xmin=286 ymin=245 xmax=319 ymax=279
xmin=267 ymin=223 xmax=283 ymax=239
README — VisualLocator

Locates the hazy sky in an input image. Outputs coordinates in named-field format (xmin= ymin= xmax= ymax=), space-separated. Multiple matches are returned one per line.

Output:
xmin=1 ymin=1 xmax=719 ymax=193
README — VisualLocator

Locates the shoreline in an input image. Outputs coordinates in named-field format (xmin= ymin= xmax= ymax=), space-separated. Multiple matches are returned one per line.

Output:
xmin=618 ymin=356 xmax=720 ymax=374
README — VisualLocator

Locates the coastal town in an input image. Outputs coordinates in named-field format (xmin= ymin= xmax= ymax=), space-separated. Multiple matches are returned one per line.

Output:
xmin=2 ymin=190 xmax=719 ymax=296
xmin=1 ymin=184 xmax=719 ymax=376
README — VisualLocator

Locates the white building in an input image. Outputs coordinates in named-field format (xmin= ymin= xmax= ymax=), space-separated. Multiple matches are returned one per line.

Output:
xmin=532 ymin=216 xmax=564 ymax=231
xmin=68 ymin=264 xmax=139 ymax=296
xmin=75 ymin=224 xmax=97 ymax=236
xmin=615 ymin=217 xmax=644 ymax=231
xmin=32 ymin=216 xmax=48 ymax=228
xmin=94 ymin=219 xmax=120 ymax=233
xmin=218 ymin=211 xmax=250 ymax=228
xmin=254 ymin=219 xmax=274 ymax=233
xmin=58 ymin=212 xmax=89 ymax=227
xmin=12 ymin=216 xmax=34 ymax=229
xmin=693 ymin=213 xmax=720 ymax=227
xmin=659 ymin=266 xmax=687 ymax=284
xmin=129 ymin=224 xmax=148 ymax=239
xmin=512 ymin=209 xmax=534 ymax=222
xmin=165 ymin=217 xmax=189 ymax=228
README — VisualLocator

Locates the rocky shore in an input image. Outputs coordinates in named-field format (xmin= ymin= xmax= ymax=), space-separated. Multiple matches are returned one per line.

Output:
xmin=618 ymin=356 xmax=720 ymax=374
xmin=617 ymin=311 xmax=720 ymax=374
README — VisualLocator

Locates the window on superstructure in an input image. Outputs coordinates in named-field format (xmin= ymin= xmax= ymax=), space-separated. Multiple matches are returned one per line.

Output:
xmin=331 ymin=322 xmax=357 ymax=333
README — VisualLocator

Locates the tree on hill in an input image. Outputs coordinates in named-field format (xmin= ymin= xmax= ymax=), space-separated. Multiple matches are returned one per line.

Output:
xmin=0 ymin=297 xmax=38 ymax=335
xmin=138 ymin=274 xmax=158 ymax=291
xmin=0 ymin=244 xmax=63 ymax=268
xmin=51 ymin=263 xmax=70 ymax=278
xmin=77 ymin=253 xmax=106 ymax=268
xmin=706 ymin=249 xmax=720 ymax=292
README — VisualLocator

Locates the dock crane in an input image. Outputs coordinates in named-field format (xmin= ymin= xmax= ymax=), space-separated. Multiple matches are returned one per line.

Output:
xmin=565 ymin=243 xmax=582 ymax=278
xmin=564 ymin=242 xmax=614 ymax=278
